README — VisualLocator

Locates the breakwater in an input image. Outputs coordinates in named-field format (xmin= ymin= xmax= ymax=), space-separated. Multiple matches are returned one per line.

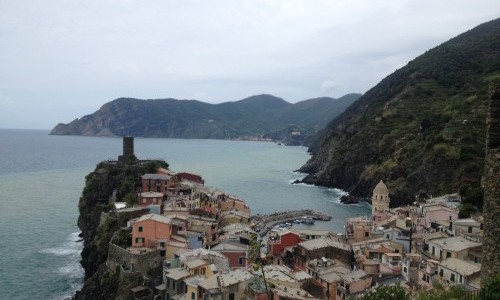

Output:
xmin=251 ymin=209 xmax=332 ymax=236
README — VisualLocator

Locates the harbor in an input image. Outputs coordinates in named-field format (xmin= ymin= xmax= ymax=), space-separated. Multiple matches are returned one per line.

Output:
xmin=250 ymin=209 xmax=332 ymax=236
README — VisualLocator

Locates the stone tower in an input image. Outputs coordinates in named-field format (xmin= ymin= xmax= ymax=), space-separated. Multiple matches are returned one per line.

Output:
xmin=118 ymin=136 xmax=137 ymax=163
xmin=123 ymin=136 xmax=134 ymax=158
xmin=372 ymin=180 xmax=390 ymax=215
xmin=482 ymin=79 xmax=500 ymax=284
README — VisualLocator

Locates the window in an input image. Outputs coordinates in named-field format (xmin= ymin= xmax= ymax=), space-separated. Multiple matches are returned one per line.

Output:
xmin=229 ymin=293 xmax=235 ymax=300
xmin=365 ymin=232 xmax=369 ymax=237
xmin=468 ymin=226 xmax=473 ymax=233
xmin=446 ymin=252 xmax=451 ymax=258
xmin=239 ymin=257 xmax=244 ymax=265
xmin=386 ymin=234 xmax=390 ymax=239
xmin=450 ymin=273 xmax=455 ymax=282
xmin=138 ymin=226 xmax=143 ymax=232
xmin=460 ymin=275 xmax=463 ymax=283
xmin=191 ymin=292 xmax=195 ymax=299
xmin=135 ymin=237 xmax=143 ymax=244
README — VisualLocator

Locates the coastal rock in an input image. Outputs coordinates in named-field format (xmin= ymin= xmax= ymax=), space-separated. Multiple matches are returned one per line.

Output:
xmin=340 ymin=194 xmax=359 ymax=204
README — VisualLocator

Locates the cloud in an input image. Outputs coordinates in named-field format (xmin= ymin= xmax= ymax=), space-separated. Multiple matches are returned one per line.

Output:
xmin=0 ymin=0 xmax=499 ymax=128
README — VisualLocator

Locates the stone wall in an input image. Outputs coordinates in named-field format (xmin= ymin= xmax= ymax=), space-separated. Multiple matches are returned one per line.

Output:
xmin=482 ymin=79 xmax=500 ymax=284
xmin=106 ymin=243 xmax=162 ymax=274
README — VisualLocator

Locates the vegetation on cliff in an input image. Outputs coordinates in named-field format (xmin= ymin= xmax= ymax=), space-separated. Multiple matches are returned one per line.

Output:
xmin=50 ymin=94 xmax=360 ymax=145
xmin=76 ymin=158 xmax=167 ymax=298
xmin=300 ymin=18 xmax=500 ymax=207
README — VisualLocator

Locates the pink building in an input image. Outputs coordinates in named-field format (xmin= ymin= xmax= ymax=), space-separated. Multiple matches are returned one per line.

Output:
xmin=414 ymin=203 xmax=458 ymax=232
xmin=418 ymin=259 xmax=439 ymax=287
xmin=138 ymin=191 xmax=164 ymax=206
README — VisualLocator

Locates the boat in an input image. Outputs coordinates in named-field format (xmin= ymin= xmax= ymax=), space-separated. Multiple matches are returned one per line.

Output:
xmin=303 ymin=217 xmax=315 ymax=225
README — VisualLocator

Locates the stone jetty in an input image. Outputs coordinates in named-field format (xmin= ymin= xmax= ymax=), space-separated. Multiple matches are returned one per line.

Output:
xmin=250 ymin=209 xmax=332 ymax=236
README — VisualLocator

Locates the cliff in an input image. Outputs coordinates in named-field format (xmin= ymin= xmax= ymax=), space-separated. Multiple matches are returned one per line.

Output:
xmin=299 ymin=18 xmax=500 ymax=206
xmin=50 ymin=94 xmax=360 ymax=145
xmin=75 ymin=159 xmax=168 ymax=299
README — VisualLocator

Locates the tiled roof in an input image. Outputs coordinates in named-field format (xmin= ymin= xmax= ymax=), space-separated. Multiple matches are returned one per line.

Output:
xmin=165 ymin=267 xmax=190 ymax=280
xmin=135 ymin=213 xmax=171 ymax=224
xmin=218 ymin=269 xmax=254 ymax=287
xmin=300 ymin=237 xmax=351 ymax=251
xmin=430 ymin=237 xmax=481 ymax=252
xmin=184 ymin=258 xmax=207 ymax=269
xmin=439 ymin=258 xmax=481 ymax=276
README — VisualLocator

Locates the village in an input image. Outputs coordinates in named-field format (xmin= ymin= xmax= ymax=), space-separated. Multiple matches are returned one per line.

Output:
xmin=102 ymin=138 xmax=485 ymax=300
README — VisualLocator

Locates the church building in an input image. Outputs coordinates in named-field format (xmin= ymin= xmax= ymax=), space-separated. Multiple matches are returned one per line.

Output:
xmin=372 ymin=180 xmax=390 ymax=216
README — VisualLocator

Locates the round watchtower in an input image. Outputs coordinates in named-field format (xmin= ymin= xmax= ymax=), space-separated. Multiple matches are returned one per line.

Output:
xmin=372 ymin=180 xmax=390 ymax=215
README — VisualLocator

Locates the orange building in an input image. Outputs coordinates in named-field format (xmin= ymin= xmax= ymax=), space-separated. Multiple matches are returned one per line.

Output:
xmin=132 ymin=214 xmax=187 ymax=248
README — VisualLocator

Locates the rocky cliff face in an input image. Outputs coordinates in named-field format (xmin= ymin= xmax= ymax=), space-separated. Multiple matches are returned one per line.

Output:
xmin=75 ymin=159 xmax=166 ymax=299
xmin=300 ymin=18 xmax=500 ymax=205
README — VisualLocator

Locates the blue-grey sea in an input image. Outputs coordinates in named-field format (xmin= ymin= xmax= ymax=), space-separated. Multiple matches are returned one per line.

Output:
xmin=0 ymin=129 xmax=370 ymax=300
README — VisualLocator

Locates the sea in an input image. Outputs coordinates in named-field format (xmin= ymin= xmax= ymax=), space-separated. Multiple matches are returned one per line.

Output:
xmin=0 ymin=129 xmax=370 ymax=300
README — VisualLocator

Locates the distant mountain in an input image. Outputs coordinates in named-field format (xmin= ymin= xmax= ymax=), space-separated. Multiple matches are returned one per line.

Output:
xmin=50 ymin=93 xmax=360 ymax=145
xmin=299 ymin=18 xmax=500 ymax=206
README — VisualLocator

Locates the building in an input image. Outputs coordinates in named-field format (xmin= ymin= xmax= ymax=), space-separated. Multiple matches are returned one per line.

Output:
xmin=268 ymin=230 xmax=304 ymax=257
xmin=424 ymin=236 xmax=482 ymax=261
xmin=198 ymin=269 xmax=254 ymax=300
xmin=372 ymin=180 xmax=390 ymax=216
xmin=294 ymin=237 xmax=352 ymax=270
xmin=142 ymin=173 xmax=174 ymax=193
xmin=138 ymin=191 xmax=164 ymax=206
xmin=345 ymin=217 xmax=373 ymax=244
xmin=131 ymin=214 xmax=188 ymax=251
xmin=438 ymin=257 xmax=481 ymax=288
xmin=211 ymin=242 xmax=249 ymax=268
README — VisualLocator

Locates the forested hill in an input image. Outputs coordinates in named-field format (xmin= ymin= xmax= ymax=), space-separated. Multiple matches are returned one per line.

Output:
xmin=299 ymin=18 xmax=500 ymax=207
xmin=50 ymin=93 xmax=360 ymax=145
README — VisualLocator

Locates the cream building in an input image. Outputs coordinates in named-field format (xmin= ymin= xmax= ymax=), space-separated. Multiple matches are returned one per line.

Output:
xmin=372 ymin=180 xmax=390 ymax=215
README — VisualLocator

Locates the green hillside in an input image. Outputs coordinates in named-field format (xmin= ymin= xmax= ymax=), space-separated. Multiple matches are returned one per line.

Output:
xmin=299 ymin=18 xmax=500 ymax=207
xmin=50 ymin=94 xmax=360 ymax=144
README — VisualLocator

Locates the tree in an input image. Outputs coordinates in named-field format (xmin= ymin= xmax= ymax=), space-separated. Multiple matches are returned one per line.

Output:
xmin=124 ymin=192 xmax=137 ymax=207
xmin=352 ymin=283 xmax=410 ymax=300
xmin=415 ymin=282 xmax=466 ymax=300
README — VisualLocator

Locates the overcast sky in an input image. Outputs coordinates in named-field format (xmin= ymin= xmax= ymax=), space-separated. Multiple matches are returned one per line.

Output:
xmin=1 ymin=1 xmax=499 ymax=129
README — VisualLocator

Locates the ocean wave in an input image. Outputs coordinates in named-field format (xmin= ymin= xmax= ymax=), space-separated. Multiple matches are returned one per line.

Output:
xmin=39 ymin=232 xmax=82 ymax=256
xmin=58 ymin=262 xmax=84 ymax=278
xmin=39 ymin=247 xmax=80 ymax=256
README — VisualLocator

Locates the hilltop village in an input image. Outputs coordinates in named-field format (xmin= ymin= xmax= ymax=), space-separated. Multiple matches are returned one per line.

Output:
xmin=77 ymin=137 xmax=487 ymax=300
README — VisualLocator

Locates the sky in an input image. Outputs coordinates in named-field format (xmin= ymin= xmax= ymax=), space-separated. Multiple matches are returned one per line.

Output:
xmin=1 ymin=1 xmax=499 ymax=129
